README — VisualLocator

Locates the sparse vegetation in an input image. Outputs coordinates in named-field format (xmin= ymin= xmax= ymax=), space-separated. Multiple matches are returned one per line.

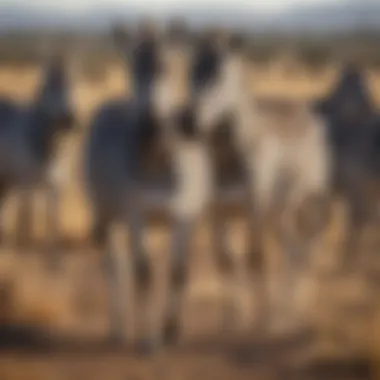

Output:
xmin=247 ymin=42 xmax=276 ymax=65
xmin=295 ymin=44 xmax=332 ymax=73
xmin=0 ymin=30 xmax=380 ymax=70
xmin=0 ymin=28 xmax=379 ymax=380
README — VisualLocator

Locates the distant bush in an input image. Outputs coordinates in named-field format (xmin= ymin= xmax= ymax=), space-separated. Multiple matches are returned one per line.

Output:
xmin=0 ymin=39 xmax=41 ymax=66
xmin=295 ymin=44 xmax=332 ymax=73
xmin=247 ymin=43 xmax=275 ymax=65
xmin=369 ymin=54 xmax=380 ymax=70
xmin=80 ymin=57 xmax=109 ymax=84
xmin=1 ymin=29 xmax=380 ymax=73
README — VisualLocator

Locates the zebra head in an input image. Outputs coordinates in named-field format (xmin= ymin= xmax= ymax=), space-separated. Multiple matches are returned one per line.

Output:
xmin=316 ymin=62 xmax=374 ymax=125
xmin=182 ymin=29 xmax=248 ymax=138
xmin=113 ymin=19 xmax=161 ymax=111
xmin=37 ymin=53 xmax=75 ymax=133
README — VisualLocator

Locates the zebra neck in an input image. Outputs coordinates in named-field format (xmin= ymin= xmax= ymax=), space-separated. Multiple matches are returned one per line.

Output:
xmin=27 ymin=104 xmax=58 ymax=165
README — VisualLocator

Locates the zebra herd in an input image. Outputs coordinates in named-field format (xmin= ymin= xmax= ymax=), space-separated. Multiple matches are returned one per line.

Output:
xmin=0 ymin=20 xmax=380 ymax=353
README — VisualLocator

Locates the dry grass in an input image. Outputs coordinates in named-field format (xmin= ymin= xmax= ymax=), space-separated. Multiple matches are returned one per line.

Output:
xmin=0 ymin=61 xmax=379 ymax=379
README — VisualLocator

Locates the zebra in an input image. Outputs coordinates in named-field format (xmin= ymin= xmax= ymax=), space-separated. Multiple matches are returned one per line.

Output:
xmin=83 ymin=20 xmax=187 ymax=347
xmin=0 ymin=52 xmax=75 ymax=263
xmin=153 ymin=29 xmax=334 ymax=351
xmin=314 ymin=62 xmax=380 ymax=271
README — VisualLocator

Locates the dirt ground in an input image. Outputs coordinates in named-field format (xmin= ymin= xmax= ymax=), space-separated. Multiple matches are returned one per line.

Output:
xmin=0 ymin=233 xmax=378 ymax=380
xmin=0 ymin=63 xmax=379 ymax=379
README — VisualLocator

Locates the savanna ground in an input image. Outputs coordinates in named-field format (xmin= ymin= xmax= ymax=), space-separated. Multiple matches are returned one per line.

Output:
xmin=0 ymin=57 xmax=380 ymax=379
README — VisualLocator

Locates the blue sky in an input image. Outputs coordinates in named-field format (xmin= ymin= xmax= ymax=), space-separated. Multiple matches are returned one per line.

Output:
xmin=3 ymin=0 xmax=342 ymax=13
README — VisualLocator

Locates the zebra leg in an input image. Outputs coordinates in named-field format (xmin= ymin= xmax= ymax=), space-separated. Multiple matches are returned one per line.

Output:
xmin=163 ymin=216 xmax=194 ymax=346
xmin=210 ymin=207 xmax=240 ymax=334
xmin=45 ymin=183 xmax=61 ymax=269
xmin=0 ymin=181 xmax=10 ymax=246
xmin=88 ymin=196 xmax=110 ymax=248
xmin=271 ymin=206 xmax=303 ymax=334
xmin=125 ymin=199 xmax=153 ymax=353
xmin=160 ymin=140 xmax=213 ymax=350
xmin=102 ymin=221 xmax=130 ymax=345
xmin=244 ymin=146 xmax=278 ymax=335
xmin=296 ymin=193 xmax=332 ymax=273
xmin=341 ymin=195 xmax=368 ymax=272
xmin=246 ymin=197 xmax=266 ymax=274
xmin=90 ymin=217 xmax=108 ymax=248
xmin=274 ymin=193 xmax=330 ymax=334
xmin=15 ymin=188 xmax=34 ymax=249
xmin=246 ymin=205 xmax=271 ymax=335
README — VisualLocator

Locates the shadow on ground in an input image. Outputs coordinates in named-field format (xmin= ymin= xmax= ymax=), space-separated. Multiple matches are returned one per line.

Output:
xmin=0 ymin=323 xmax=371 ymax=380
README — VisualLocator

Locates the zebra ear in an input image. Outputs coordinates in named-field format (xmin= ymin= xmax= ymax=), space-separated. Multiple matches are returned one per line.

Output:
xmin=111 ymin=23 xmax=130 ymax=49
xmin=135 ymin=17 xmax=158 ymax=40
xmin=175 ymin=106 xmax=198 ymax=139
xmin=313 ymin=98 xmax=331 ymax=117
xmin=50 ymin=51 xmax=66 ymax=69
xmin=196 ymin=27 xmax=221 ymax=47
xmin=227 ymin=32 xmax=248 ymax=53
xmin=38 ymin=41 xmax=66 ymax=83
xmin=210 ymin=27 xmax=229 ymax=53
xmin=371 ymin=116 xmax=380 ymax=148
xmin=166 ymin=17 xmax=191 ymax=45
xmin=65 ymin=49 xmax=82 ymax=83
xmin=37 ymin=37 xmax=55 ymax=66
